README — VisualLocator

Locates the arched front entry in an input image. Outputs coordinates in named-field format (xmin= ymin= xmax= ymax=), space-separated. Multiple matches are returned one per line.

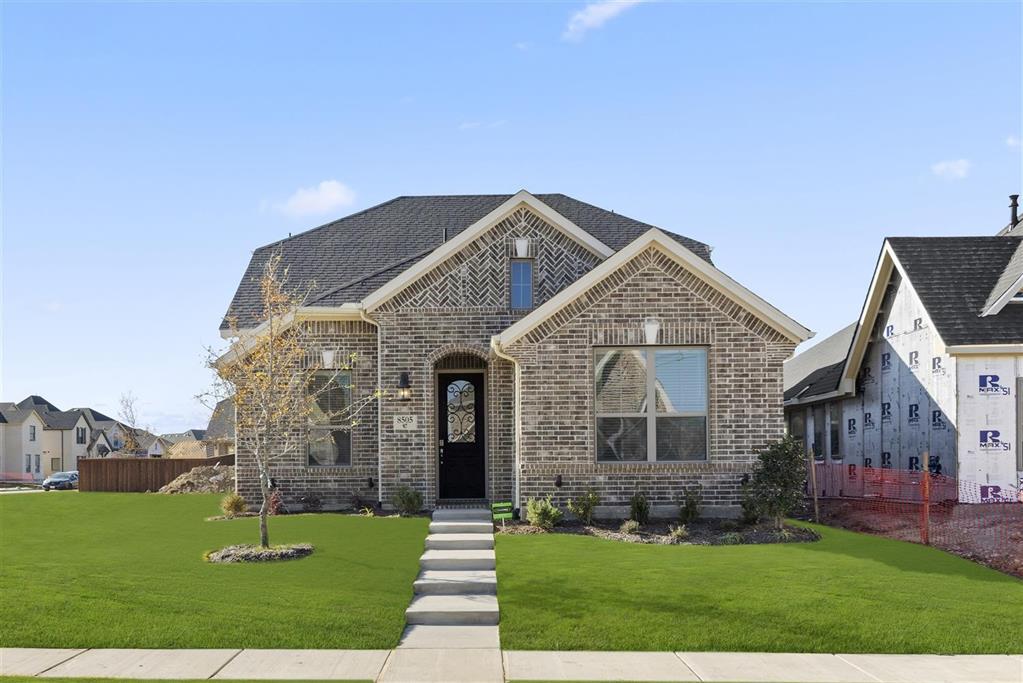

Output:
xmin=434 ymin=350 xmax=488 ymax=500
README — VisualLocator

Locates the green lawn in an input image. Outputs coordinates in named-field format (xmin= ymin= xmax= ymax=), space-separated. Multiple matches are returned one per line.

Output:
xmin=496 ymin=522 xmax=1023 ymax=654
xmin=0 ymin=492 xmax=427 ymax=649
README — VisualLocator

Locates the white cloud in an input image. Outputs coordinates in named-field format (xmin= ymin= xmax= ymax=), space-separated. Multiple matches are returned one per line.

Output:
xmin=1007 ymin=135 xmax=1021 ymax=148
xmin=514 ymin=41 xmax=531 ymax=51
xmin=273 ymin=180 xmax=356 ymax=217
xmin=563 ymin=0 xmax=645 ymax=42
xmin=930 ymin=159 xmax=971 ymax=180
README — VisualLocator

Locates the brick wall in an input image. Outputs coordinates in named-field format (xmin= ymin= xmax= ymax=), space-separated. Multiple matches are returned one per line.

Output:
xmin=234 ymin=320 xmax=380 ymax=510
xmin=505 ymin=247 xmax=795 ymax=514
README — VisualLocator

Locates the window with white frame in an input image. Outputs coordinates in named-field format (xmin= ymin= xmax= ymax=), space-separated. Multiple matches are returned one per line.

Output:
xmin=24 ymin=455 xmax=31 ymax=473
xmin=29 ymin=425 xmax=36 ymax=441
xmin=307 ymin=370 xmax=353 ymax=467
xmin=594 ymin=347 xmax=708 ymax=462
xmin=76 ymin=426 xmax=87 ymax=444
xmin=34 ymin=455 xmax=40 ymax=473
xmin=509 ymin=259 xmax=534 ymax=310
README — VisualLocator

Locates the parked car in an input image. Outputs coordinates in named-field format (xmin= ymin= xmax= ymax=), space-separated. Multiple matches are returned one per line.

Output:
xmin=42 ymin=471 xmax=78 ymax=491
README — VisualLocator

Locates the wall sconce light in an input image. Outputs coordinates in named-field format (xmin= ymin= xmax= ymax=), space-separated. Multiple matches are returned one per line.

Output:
xmin=397 ymin=372 xmax=412 ymax=401
xmin=643 ymin=317 xmax=661 ymax=345
xmin=367 ymin=477 xmax=375 ymax=489
xmin=321 ymin=349 xmax=336 ymax=368
xmin=554 ymin=474 xmax=563 ymax=488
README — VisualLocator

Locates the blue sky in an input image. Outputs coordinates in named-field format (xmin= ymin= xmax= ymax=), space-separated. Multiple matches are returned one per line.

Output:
xmin=2 ymin=1 xmax=1020 ymax=433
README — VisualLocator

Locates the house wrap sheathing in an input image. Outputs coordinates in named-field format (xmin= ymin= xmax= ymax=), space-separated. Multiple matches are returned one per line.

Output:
xmin=785 ymin=213 xmax=1023 ymax=503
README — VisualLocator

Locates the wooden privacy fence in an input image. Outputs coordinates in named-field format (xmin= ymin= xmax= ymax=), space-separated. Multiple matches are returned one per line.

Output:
xmin=78 ymin=455 xmax=235 ymax=492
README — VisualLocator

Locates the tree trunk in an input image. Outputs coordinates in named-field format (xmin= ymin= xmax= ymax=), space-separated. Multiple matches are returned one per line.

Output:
xmin=258 ymin=457 xmax=271 ymax=548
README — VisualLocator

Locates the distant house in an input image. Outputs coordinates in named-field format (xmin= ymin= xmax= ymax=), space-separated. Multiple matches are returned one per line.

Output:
xmin=204 ymin=398 xmax=235 ymax=459
xmin=0 ymin=403 xmax=48 ymax=481
xmin=162 ymin=429 xmax=207 ymax=444
xmin=784 ymin=196 xmax=1023 ymax=502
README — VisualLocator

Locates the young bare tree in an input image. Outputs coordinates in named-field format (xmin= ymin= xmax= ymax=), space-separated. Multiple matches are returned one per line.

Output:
xmin=117 ymin=391 xmax=141 ymax=453
xmin=203 ymin=252 xmax=380 ymax=548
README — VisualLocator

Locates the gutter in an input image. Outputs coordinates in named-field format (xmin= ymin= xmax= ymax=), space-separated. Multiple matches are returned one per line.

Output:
xmin=490 ymin=336 xmax=521 ymax=513
xmin=358 ymin=308 xmax=384 ymax=507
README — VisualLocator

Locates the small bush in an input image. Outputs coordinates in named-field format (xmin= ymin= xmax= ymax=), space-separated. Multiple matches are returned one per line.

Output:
xmin=719 ymin=531 xmax=744 ymax=545
xmin=751 ymin=436 xmax=807 ymax=530
xmin=629 ymin=491 xmax=650 ymax=525
xmin=719 ymin=519 xmax=739 ymax=532
xmin=526 ymin=495 xmax=563 ymax=531
xmin=677 ymin=484 xmax=703 ymax=524
xmin=268 ymin=489 xmax=285 ymax=516
xmin=300 ymin=494 xmax=322 ymax=513
xmin=359 ymin=506 xmax=375 ymax=517
xmin=739 ymin=475 xmax=760 ymax=526
xmin=567 ymin=488 xmax=600 ymax=525
xmin=351 ymin=488 xmax=375 ymax=512
xmin=220 ymin=492 xmax=247 ymax=517
xmin=390 ymin=486 xmax=423 ymax=516
xmin=668 ymin=524 xmax=689 ymax=543
xmin=619 ymin=518 xmax=640 ymax=534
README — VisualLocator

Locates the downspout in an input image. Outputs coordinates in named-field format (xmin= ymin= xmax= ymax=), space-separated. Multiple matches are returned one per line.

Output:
xmin=359 ymin=307 xmax=383 ymax=507
xmin=490 ymin=336 xmax=521 ymax=513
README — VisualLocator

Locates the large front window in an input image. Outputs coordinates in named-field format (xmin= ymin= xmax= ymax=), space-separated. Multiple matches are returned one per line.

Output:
xmin=595 ymin=347 xmax=708 ymax=462
xmin=307 ymin=370 xmax=353 ymax=467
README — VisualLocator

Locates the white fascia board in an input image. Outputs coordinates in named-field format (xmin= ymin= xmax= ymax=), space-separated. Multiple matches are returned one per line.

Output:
xmin=946 ymin=344 xmax=1023 ymax=355
xmin=214 ymin=304 xmax=365 ymax=368
xmin=841 ymin=241 xmax=949 ymax=384
xmin=361 ymin=190 xmax=614 ymax=312
xmin=496 ymin=228 xmax=813 ymax=348
xmin=981 ymin=271 xmax=1023 ymax=317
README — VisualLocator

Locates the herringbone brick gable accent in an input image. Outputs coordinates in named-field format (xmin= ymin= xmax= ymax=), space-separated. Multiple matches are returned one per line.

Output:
xmin=380 ymin=208 xmax=602 ymax=311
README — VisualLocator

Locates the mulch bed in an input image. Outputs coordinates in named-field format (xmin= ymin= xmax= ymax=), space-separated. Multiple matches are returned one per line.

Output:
xmin=495 ymin=518 xmax=818 ymax=545
xmin=205 ymin=543 xmax=314 ymax=563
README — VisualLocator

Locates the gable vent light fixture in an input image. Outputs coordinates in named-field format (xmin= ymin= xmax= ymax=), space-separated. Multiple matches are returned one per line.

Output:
xmin=514 ymin=237 xmax=530 ymax=258
xmin=321 ymin=349 xmax=336 ymax=368
xmin=644 ymin=317 xmax=661 ymax=345
xmin=397 ymin=372 xmax=412 ymax=401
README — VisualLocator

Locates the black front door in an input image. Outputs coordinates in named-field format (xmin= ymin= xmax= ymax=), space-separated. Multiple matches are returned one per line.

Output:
xmin=438 ymin=372 xmax=485 ymax=499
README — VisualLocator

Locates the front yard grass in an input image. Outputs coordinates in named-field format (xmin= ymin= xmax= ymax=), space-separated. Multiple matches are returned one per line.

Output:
xmin=496 ymin=521 xmax=1023 ymax=653
xmin=0 ymin=493 xmax=427 ymax=649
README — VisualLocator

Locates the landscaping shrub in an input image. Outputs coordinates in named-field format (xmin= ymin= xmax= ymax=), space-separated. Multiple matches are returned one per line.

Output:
xmin=351 ymin=488 xmax=374 ymax=512
xmin=750 ymin=435 xmax=806 ymax=530
xmin=390 ymin=486 xmax=423 ymax=516
xmin=567 ymin=487 xmax=600 ymax=525
xmin=719 ymin=531 xmax=744 ymax=545
xmin=668 ymin=524 xmax=689 ymax=543
xmin=629 ymin=491 xmax=650 ymax=525
xmin=300 ymin=494 xmax=323 ymax=513
xmin=677 ymin=484 xmax=702 ymax=524
xmin=739 ymin=475 xmax=760 ymax=526
xmin=619 ymin=519 xmax=640 ymax=534
xmin=220 ymin=492 xmax=247 ymax=518
xmin=526 ymin=495 xmax=563 ymax=531
xmin=268 ymin=489 xmax=285 ymax=516
xmin=719 ymin=519 xmax=739 ymax=532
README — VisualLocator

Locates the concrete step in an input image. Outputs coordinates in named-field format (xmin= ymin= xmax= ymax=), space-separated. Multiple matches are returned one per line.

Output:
xmin=405 ymin=594 xmax=500 ymax=626
xmin=428 ymin=521 xmax=493 ymax=535
xmin=420 ymin=549 xmax=495 ymax=571
xmin=425 ymin=533 xmax=494 ymax=550
xmin=432 ymin=508 xmax=493 ymax=522
xmin=414 ymin=570 xmax=497 ymax=595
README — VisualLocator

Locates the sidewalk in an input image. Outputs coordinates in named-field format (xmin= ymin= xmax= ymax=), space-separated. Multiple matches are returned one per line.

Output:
xmin=3 ymin=648 xmax=1021 ymax=683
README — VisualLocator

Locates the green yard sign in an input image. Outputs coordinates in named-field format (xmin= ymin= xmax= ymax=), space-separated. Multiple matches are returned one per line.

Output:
xmin=492 ymin=501 xmax=514 ymax=523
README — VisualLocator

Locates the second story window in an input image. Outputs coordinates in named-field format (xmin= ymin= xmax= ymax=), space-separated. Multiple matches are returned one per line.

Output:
xmin=29 ymin=425 xmax=36 ymax=442
xmin=510 ymin=259 xmax=534 ymax=310
xmin=76 ymin=426 xmax=87 ymax=444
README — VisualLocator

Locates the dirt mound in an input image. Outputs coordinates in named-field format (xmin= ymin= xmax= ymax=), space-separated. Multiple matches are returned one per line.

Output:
xmin=205 ymin=543 xmax=313 ymax=563
xmin=159 ymin=464 xmax=235 ymax=494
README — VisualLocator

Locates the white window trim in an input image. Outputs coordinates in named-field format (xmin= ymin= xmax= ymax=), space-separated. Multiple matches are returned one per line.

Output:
xmin=594 ymin=346 xmax=709 ymax=463
xmin=509 ymin=258 xmax=534 ymax=310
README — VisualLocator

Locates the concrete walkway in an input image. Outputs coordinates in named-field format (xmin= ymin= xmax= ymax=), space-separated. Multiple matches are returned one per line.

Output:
xmin=3 ymin=648 xmax=1021 ymax=682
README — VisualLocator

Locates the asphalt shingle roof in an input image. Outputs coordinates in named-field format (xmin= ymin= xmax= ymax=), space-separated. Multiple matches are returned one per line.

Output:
xmin=41 ymin=410 xmax=85 ymax=430
xmin=783 ymin=360 xmax=845 ymax=402
xmin=222 ymin=193 xmax=713 ymax=330
xmin=205 ymin=398 xmax=235 ymax=440
xmin=887 ymin=237 xmax=1023 ymax=346
xmin=16 ymin=395 xmax=60 ymax=413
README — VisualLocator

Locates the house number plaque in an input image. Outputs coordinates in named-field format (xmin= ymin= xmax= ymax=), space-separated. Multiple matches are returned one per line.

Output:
xmin=393 ymin=415 xmax=418 ymax=431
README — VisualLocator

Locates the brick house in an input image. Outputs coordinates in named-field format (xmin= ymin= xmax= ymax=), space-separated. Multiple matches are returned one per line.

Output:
xmin=221 ymin=191 xmax=812 ymax=516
